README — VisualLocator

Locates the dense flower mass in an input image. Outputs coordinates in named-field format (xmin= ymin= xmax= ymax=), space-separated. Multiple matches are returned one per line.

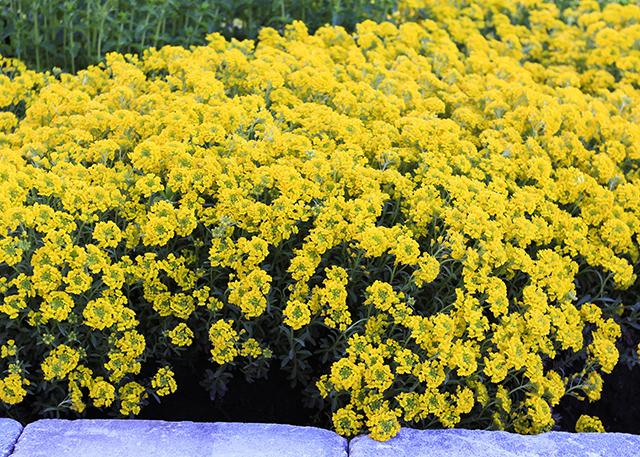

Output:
xmin=0 ymin=0 xmax=639 ymax=440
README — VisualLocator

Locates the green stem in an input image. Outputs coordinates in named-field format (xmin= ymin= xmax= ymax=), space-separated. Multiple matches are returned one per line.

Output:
xmin=34 ymin=2 xmax=41 ymax=71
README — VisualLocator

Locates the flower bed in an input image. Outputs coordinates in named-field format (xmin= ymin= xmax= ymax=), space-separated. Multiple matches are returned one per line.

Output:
xmin=0 ymin=0 xmax=639 ymax=441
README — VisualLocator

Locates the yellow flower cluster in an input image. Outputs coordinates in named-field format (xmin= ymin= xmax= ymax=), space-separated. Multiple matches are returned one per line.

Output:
xmin=0 ymin=373 xmax=28 ymax=405
xmin=119 ymin=382 xmax=147 ymax=416
xmin=41 ymin=345 xmax=80 ymax=381
xmin=0 ymin=0 xmax=638 ymax=440
xmin=151 ymin=367 xmax=177 ymax=396
xmin=167 ymin=322 xmax=194 ymax=347
xmin=575 ymin=414 xmax=605 ymax=433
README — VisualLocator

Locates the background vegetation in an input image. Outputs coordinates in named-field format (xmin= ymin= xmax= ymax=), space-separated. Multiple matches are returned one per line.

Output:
xmin=0 ymin=0 xmax=396 ymax=72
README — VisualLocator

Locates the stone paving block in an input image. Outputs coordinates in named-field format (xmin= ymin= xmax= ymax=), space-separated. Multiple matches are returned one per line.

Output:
xmin=349 ymin=427 xmax=640 ymax=457
xmin=0 ymin=418 xmax=22 ymax=457
xmin=10 ymin=419 xmax=347 ymax=457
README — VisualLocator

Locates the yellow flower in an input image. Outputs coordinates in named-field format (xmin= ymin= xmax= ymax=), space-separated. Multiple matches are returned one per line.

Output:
xmin=64 ymin=269 xmax=93 ymax=294
xmin=0 ymin=373 xmax=28 ymax=405
xmin=0 ymin=340 xmax=17 ymax=358
xmin=104 ymin=351 xmax=142 ymax=383
xmin=449 ymin=341 xmax=478 ymax=377
xmin=168 ymin=322 xmax=194 ymax=347
xmin=513 ymin=396 xmax=554 ymax=434
xmin=495 ymin=386 xmax=512 ymax=414
xmin=83 ymin=296 xmax=118 ymax=330
xmin=68 ymin=380 xmax=86 ymax=413
xmin=575 ymin=415 xmax=605 ymax=433
xmin=151 ymin=366 xmax=177 ymax=396
xmin=454 ymin=386 xmax=474 ymax=415
xmin=396 ymin=391 xmax=422 ymax=422
xmin=367 ymin=407 xmax=401 ymax=442
xmin=364 ymin=362 xmax=393 ymax=392
xmin=283 ymin=299 xmax=311 ymax=330
xmin=0 ymin=237 xmax=23 ymax=266
xmin=240 ymin=338 xmax=265 ymax=358
xmin=330 ymin=358 xmax=362 ymax=391
xmin=413 ymin=253 xmax=440 ymax=287
xmin=102 ymin=264 xmax=126 ymax=289
xmin=88 ymin=377 xmax=115 ymax=408
xmin=0 ymin=295 xmax=27 ymax=319
xmin=40 ymin=291 xmax=75 ymax=322
xmin=582 ymin=370 xmax=603 ymax=402
xmin=483 ymin=352 xmax=508 ymax=384
xmin=85 ymin=244 xmax=110 ymax=273
xmin=93 ymin=221 xmax=123 ymax=249
xmin=332 ymin=407 xmax=363 ymax=437
xmin=365 ymin=281 xmax=400 ymax=313
xmin=119 ymin=381 xmax=146 ymax=415
xmin=227 ymin=269 xmax=271 ymax=319
xmin=142 ymin=215 xmax=176 ymax=247
xmin=135 ymin=173 xmax=164 ymax=198
xmin=113 ymin=328 xmax=141 ymax=351
xmin=288 ymin=254 xmax=317 ymax=282
xmin=209 ymin=320 xmax=238 ymax=364
xmin=391 ymin=234 xmax=420 ymax=266
xmin=31 ymin=265 xmax=62 ymax=295
xmin=588 ymin=337 xmax=619 ymax=374
xmin=169 ymin=293 xmax=195 ymax=320
xmin=415 ymin=359 xmax=445 ymax=389
xmin=42 ymin=345 xmax=80 ymax=381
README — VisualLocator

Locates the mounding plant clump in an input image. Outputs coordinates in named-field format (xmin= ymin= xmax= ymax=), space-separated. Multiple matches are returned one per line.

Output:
xmin=0 ymin=0 xmax=639 ymax=441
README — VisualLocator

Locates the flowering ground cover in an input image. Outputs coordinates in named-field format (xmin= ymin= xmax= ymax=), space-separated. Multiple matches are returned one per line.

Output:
xmin=0 ymin=0 xmax=639 ymax=442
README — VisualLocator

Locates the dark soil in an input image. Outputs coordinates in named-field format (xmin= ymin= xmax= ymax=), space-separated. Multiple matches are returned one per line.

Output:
xmin=9 ymin=350 xmax=640 ymax=433
xmin=140 ymin=361 xmax=640 ymax=434
xmin=137 ymin=363 xmax=322 ymax=426
xmin=135 ymin=359 xmax=640 ymax=434
xmin=557 ymin=364 xmax=640 ymax=434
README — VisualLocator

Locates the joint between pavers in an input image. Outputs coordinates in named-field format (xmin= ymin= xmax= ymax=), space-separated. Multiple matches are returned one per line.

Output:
xmin=0 ymin=419 xmax=23 ymax=457
xmin=5 ymin=432 xmax=21 ymax=457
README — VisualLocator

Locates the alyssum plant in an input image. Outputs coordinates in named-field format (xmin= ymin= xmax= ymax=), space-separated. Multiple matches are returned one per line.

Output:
xmin=0 ymin=0 xmax=639 ymax=440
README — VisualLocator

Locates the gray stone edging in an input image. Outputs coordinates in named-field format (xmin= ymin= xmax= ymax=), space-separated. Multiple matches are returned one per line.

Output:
xmin=0 ymin=419 xmax=22 ymax=457
xmin=3 ymin=420 xmax=640 ymax=456
xmin=349 ymin=427 xmax=640 ymax=457
xmin=9 ymin=419 xmax=347 ymax=457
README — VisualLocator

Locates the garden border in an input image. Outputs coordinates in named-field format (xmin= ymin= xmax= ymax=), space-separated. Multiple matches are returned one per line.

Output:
xmin=2 ymin=419 xmax=640 ymax=456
